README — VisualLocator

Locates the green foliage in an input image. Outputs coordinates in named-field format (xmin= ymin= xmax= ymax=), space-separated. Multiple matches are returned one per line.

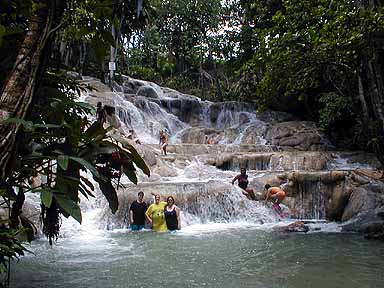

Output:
xmin=318 ymin=92 xmax=351 ymax=130
xmin=7 ymin=71 xmax=149 ymax=238
xmin=0 ymin=227 xmax=27 ymax=274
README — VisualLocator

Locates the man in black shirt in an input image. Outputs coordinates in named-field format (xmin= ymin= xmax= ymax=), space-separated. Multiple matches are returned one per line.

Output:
xmin=129 ymin=191 xmax=147 ymax=231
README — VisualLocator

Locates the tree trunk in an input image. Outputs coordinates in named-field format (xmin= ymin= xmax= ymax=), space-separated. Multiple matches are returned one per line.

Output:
xmin=370 ymin=59 xmax=384 ymax=127
xmin=0 ymin=0 xmax=64 ymax=180
xmin=358 ymin=63 xmax=370 ymax=120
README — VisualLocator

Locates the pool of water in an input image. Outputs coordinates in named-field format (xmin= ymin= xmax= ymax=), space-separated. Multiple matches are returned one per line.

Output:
xmin=11 ymin=225 xmax=384 ymax=288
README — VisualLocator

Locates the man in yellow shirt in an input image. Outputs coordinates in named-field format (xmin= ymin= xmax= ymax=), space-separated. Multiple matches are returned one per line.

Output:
xmin=145 ymin=194 xmax=167 ymax=232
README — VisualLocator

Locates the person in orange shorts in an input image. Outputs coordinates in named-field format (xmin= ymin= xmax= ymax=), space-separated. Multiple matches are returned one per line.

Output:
xmin=264 ymin=184 xmax=286 ymax=213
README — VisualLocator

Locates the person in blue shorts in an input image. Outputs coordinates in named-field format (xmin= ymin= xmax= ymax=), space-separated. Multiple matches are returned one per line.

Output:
xmin=130 ymin=191 xmax=147 ymax=230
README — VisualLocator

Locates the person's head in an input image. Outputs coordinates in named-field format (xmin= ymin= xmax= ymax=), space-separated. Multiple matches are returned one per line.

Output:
xmin=97 ymin=102 xmax=102 ymax=109
xmin=240 ymin=167 xmax=246 ymax=175
xmin=166 ymin=196 xmax=175 ymax=206
xmin=155 ymin=194 xmax=160 ymax=204
xmin=137 ymin=191 xmax=144 ymax=201
xmin=264 ymin=184 xmax=271 ymax=190
xmin=104 ymin=105 xmax=115 ymax=116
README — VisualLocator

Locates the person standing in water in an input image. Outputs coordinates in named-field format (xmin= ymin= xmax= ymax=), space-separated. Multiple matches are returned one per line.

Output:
xmin=129 ymin=191 xmax=147 ymax=231
xmin=164 ymin=196 xmax=181 ymax=231
xmin=264 ymin=184 xmax=286 ymax=214
xmin=159 ymin=130 xmax=168 ymax=156
xmin=145 ymin=194 xmax=168 ymax=232
xmin=232 ymin=167 xmax=256 ymax=200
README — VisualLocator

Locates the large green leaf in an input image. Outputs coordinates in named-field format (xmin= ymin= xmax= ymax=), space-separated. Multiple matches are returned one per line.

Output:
xmin=57 ymin=155 xmax=69 ymax=170
xmin=123 ymin=145 xmax=150 ymax=176
xmin=41 ymin=189 xmax=53 ymax=208
xmin=54 ymin=195 xmax=82 ymax=224
xmin=69 ymin=156 xmax=106 ymax=181
xmin=74 ymin=102 xmax=96 ymax=113
xmin=95 ymin=179 xmax=118 ymax=213
xmin=1 ymin=118 xmax=33 ymax=130
xmin=84 ymin=122 xmax=106 ymax=139
xmin=123 ymin=167 xmax=138 ymax=184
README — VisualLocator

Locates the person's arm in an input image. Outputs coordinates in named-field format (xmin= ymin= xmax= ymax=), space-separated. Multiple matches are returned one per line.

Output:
xmin=145 ymin=206 xmax=152 ymax=224
xmin=265 ymin=188 xmax=271 ymax=202
xmin=175 ymin=206 xmax=181 ymax=230
xmin=232 ymin=175 xmax=239 ymax=185
xmin=129 ymin=209 xmax=134 ymax=224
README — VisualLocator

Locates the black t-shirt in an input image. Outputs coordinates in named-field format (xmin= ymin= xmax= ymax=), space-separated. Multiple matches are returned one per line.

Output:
xmin=130 ymin=201 xmax=148 ymax=225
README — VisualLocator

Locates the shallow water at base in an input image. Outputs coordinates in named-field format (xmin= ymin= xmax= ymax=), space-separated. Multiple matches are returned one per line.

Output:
xmin=12 ymin=227 xmax=384 ymax=288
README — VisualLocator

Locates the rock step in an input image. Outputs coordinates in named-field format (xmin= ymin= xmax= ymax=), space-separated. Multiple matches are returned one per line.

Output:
xmin=148 ymin=144 xmax=280 ymax=155
xmin=155 ymin=149 xmax=381 ymax=172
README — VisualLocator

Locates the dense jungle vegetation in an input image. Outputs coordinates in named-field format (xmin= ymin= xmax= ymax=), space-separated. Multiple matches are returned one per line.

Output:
xmin=0 ymin=0 xmax=383 ymax=286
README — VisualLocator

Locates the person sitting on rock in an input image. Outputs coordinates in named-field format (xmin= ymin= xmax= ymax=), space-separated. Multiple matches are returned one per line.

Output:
xmin=264 ymin=184 xmax=286 ymax=212
xmin=232 ymin=167 xmax=256 ymax=200
xmin=159 ymin=130 xmax=168 ymax=156
xmin=127 ymin=129 xmax=141 ymax=144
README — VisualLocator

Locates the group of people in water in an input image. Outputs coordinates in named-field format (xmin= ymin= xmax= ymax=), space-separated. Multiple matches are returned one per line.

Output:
xmin=129 ymin=191 xmax=181 ymax=232
xmin=130 ymin=167 xmax=286 ymax=233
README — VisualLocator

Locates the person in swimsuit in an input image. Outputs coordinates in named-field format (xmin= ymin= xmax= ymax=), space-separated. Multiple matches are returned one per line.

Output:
xmin=232 ymin=167 xmax=256 ymax=200
xmin=159 ymin=130 xmax=168 ymax=156
xmin=264 ymin=184 xmax=286 ymax=213
xmin=164 ymin=196 xmax=181 ymax=231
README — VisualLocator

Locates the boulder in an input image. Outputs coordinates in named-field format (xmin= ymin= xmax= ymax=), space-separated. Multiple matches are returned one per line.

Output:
xmin=265 ymin=121 xmax=332 ymax=151
xmin=136 ymin=85 xmax=160 ymax=98
xmin=275 ymin=221 xmax=309 ymax=233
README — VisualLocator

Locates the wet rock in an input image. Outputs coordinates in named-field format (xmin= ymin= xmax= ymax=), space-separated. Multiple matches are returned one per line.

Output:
xmin=265 ymin=121 xmax=332 ymax=151
xmin=136 ymin=86 xmax=159 ymax=98
xmin=66 ymin=71 xmax=81 ymax=79
xmin=276 ymin=221 xmax=309 ymax=233
xmin=342 ymin=187 xmax=377 ymax=222
xmin=153 ymin=159 xmax=178 ymax=177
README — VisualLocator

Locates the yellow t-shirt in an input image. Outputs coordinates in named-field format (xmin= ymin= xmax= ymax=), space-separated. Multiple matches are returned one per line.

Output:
xmin=145 ymin=202 xmax=167 ymax=232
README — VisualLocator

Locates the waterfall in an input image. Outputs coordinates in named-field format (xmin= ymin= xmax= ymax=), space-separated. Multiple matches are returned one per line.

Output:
xmin=25 ymin=76 xmax=378 ymax=239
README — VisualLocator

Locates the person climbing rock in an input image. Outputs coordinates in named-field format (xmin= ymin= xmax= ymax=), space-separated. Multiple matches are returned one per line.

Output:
xmin=129 ymin=191 xmax=148 ymax=231
xmin=232 ymin=167 xmax=256 ymax=200
xmin=264 ymin=184 xmax=286 ymax=214
xmin=159 ymin=130 xmax=168 ymax=156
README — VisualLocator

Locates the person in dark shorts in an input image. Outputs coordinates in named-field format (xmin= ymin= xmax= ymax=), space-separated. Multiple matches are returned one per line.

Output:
xmin=130 ymin=191 xmax=147 ymax=231
xmin=232 ymin=167 xmax=256 ymax=200
xmin=164 ymin=196 xmax=181 ymax=231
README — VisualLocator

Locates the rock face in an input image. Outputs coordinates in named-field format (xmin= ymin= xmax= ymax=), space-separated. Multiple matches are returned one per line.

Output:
xmin=265 ymin=121 xmax=333 ymax=151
